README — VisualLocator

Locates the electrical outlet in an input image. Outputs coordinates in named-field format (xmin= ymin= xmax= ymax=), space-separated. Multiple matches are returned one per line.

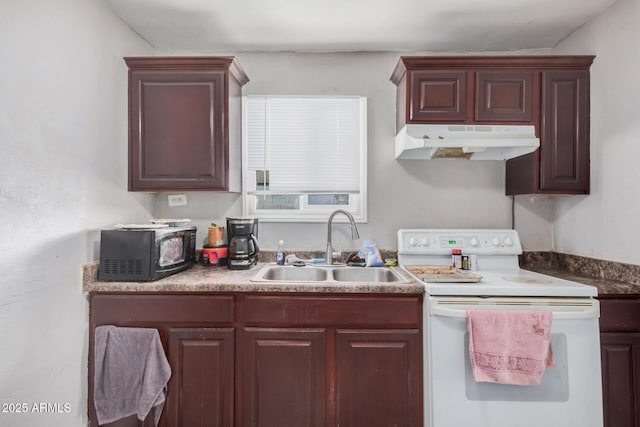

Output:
xmin=168 ymin=194 xmax=187 ymax=207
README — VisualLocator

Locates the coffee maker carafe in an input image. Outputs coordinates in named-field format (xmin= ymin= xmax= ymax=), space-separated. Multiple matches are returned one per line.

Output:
xmin=226 ymin=217 xmax=259 ymax=270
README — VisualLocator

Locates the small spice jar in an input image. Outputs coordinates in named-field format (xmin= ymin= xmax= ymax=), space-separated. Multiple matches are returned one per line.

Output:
xmin=451 ymin=249 xmax=462 ymax=269
xmin=462 ymin=255 xmax=470 ymax=270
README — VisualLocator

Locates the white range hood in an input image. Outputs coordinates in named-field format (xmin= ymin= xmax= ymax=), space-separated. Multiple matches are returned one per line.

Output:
xmin=395 ymin=124 xmax=540 ymax=160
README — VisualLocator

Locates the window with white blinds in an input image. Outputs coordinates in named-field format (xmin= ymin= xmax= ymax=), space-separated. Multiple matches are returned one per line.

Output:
xmin=242 ymin=96 xmax=367 ymax=221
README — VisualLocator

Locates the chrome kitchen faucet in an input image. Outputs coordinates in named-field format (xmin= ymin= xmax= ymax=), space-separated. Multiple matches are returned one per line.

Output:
xmin=325 ymin=209 xmax=360 ymax=265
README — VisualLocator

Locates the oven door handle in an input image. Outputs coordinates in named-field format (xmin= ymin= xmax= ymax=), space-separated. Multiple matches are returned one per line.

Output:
xmin=430 ymin=304 xmax=600 ymax=320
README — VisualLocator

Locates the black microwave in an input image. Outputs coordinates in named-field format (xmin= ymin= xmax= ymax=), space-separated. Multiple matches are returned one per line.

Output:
xmin=99 ymin=226 xmax=197 ymax=281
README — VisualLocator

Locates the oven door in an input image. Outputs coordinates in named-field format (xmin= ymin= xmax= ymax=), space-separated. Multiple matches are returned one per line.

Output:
xmin=425 ymin=296 xmax=603 ymax=427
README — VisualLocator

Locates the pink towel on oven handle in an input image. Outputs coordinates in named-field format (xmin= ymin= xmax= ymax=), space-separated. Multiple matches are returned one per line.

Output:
xmin=466 ymin=310 xmax=555 ymax=386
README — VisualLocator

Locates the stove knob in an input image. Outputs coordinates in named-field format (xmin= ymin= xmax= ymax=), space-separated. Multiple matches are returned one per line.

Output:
xmin=470 ymin=237 xmax=480 ymax=247
xmin=503 ymin=236 xmax=514 ymax=247
xmin=408 ymin=237 xmax=417 ymax=247
xmin=491 ymin=236 xmax=501 ymax=247
xmin=420 ymin=237 xmax=430 ymax=247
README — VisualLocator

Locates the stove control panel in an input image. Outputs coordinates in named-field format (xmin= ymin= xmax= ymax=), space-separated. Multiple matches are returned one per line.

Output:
xmin=397 ymin=229 xmax=522 ymax=255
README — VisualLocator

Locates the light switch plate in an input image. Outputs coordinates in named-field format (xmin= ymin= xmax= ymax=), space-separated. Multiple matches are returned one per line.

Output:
xmin=168 ymin=194 xmax=187 ymax=207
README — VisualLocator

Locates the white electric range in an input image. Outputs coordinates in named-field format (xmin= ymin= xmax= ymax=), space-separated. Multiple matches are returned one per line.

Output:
xmin=398 ymin=229 xmax=603 ymax=427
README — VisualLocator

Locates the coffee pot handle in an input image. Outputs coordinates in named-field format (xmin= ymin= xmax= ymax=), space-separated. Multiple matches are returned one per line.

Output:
xmin=250 ymin=234 xmax=259 ymax=255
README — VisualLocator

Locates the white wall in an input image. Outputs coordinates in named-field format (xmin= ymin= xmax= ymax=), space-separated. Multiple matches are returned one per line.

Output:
xmin=552 ymin=0 xmax=640 ymax=265
xmin=0 ymin=1 xmax=155 ymax=426
xmin=155 ymin=52 xmax=555 ymax=252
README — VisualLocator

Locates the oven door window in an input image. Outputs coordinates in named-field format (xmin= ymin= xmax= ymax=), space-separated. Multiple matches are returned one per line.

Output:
xmin=464 ymin=333 xmax=569 ymax=402
xmin=158 ymin=236 xmax=185 ymax=267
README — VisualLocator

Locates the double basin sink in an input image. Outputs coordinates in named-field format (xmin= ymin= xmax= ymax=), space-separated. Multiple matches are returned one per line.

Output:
xmin=251 ymin=264 xmax=409 ymax=283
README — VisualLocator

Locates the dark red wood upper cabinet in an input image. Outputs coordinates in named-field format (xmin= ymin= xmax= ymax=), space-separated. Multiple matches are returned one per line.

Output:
xmin=506 ymin=65 xmax=592 ymax=195
xmin=391 ymin=57 xmax=539 ymax=127
xmin=409 ymin=70 xmax=467 ymax=122
xmin=475 ymin=70 xmax=533 ymax=122
xmin=539 ymin=70 xmax=590 ymax=193
xmin=391 ymin=55 xmax=594 ymax=195
xmin=125 ymin=57 xmax=249 ymax=192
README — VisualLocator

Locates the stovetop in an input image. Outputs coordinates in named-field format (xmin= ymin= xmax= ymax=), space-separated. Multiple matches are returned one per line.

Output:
xmin=397 ymin=229 xmax=597 ymax=298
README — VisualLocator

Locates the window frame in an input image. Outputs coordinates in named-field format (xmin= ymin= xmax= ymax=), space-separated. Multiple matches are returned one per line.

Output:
xmin=241 ymin=95 xmax=367 ymax=223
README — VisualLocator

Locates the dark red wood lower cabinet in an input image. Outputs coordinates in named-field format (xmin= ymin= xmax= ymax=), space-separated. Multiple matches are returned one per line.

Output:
xmin=336 ymin=329 xmax=421 ymax=427
xmin=601 ymin=332 xmax=640 ymax=427
xmin=89 ymin=293 xmax=423 ymax=427
xmin=242 ymin=328 xmax=327 ymax=427
xmin=167 ymin=328 xmax=235 ymax=427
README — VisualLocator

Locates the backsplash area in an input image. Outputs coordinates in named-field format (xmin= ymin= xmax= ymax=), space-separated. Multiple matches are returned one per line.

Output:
xmin=248 ymin=250 xmax=398 ymax=264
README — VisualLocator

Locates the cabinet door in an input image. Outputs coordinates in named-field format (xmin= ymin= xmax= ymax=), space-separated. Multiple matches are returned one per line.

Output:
xmin=167 ymin=328 xmax=234 ymax=427
xmin=475 ymin=71 xmax=534 ymax=122
xmin=540 ymin=70 xmax=590 ymax=192
xmin=129 ymin=70 xmax=227 ymax=191
xmin=243 ymin=328 xmax=326 ymax=427
xmin=409 ymin=70 xmax=467 ymax=122
xmin=336 ymin=329 xmax=421 ymax=427
xmin=601 ymin=332 xmax=640 ymax=427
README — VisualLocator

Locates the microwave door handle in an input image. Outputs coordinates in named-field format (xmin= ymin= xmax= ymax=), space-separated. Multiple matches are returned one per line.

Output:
xmin=430 ymin=304 xmax=600 ymax=320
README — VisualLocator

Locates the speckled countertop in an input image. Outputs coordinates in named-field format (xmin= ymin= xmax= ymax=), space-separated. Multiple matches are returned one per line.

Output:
xmin=520 ymin=252 xmax=640 ymax=297
xmin=82 ymin=261 xmax=424 ymax=294
xmin=83 ymin=251 xmax=639 ymax=297
xmin=522 ymin=267 xmax=640 ymax=297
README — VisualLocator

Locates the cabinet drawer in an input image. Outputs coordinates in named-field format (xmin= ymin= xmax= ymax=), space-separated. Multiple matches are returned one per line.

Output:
xmin=91 ymin=294 xmax=234 ymax=324
xmin=599 ymin=299 xmax=640 ymax=332
xmin=244 ymin=295 xmax=421 ymax=327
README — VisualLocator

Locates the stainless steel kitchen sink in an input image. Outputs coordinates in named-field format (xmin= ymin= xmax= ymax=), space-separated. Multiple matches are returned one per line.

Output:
xmin=259 ymin=266 xmax=329 ymax=281
xmin=251 ymin=264 xmax=409 ymax=283
xmin=331 ymin=267 xmax=404 ymax=282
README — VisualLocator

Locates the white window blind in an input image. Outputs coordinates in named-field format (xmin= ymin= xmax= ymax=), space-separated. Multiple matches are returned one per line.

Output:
xmin=242 ymin=95 xmax=367 ymax=222
xmin=245 ymin=96 xmax=363 ymax=193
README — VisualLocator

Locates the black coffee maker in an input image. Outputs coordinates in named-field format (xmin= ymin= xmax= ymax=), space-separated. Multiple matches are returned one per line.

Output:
xmin=226 ymin=217 xmax=259 ymax=270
